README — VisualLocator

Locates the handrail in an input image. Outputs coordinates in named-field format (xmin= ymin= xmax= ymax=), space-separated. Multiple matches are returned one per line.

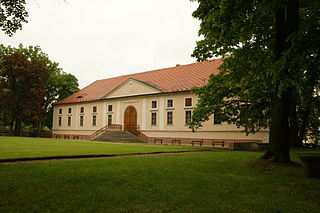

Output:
xmin=90 ymin=124 xmax=122 ymax=139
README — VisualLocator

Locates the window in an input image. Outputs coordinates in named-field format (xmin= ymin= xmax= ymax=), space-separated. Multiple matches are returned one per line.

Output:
xmin=92 ymin=115 xmax=97 ymax=126
xmin=151 ymin=100 xmax=157 ymax=109
xmin=185 ymin=110 xmax=192 ymax=124
xmin=59 ymin=109 xmax=62 ymax=114
xmin=167 ymin=99 xmax=173 ymax=108
xmin=68 ymin=108 xmax=72 ymax=114
xmin=185 ymin=98 xmax=192 ymax=107
xmin=58 ymin=117 xmax=62 ymax=126
xmin=80 ymin=116 xmax=84 ymax=126
xmin=151 ymin=112 xmax=157 ymax=125
xmin=80 ymin=107 xmax=84 ymax=113
xmin=108 ymin=105 xmax=113 ymax=112
xmin=93 ymin=106 xmax=97 ymax=113
xmin=108 ymin=114 xmax=112 ymax=125
xmin=67 ymin=116 xmax=71 ymax=126
xmin=167 ymin=111 xmax=173 ymax=125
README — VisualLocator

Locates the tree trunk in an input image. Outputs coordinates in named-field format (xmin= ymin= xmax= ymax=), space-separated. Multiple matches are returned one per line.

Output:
xmin=14 ymin=119 xmax=21 ymax=136
xmin=261 ymin=0 xmax=299 ymax=162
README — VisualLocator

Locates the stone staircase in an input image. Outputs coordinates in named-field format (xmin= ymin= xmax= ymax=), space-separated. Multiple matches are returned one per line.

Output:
xmin=92 ymin=130 xmax=144 ymax=143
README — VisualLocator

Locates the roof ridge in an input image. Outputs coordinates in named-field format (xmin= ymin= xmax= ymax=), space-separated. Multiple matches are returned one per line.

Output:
xmin=98 ymin=59 xmax=222 ymax=83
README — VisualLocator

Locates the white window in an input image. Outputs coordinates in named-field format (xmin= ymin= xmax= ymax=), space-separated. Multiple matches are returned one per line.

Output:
xmin=151 ymin=112 xmax=157 ymax=125
xmin=185 ymin=98 xmax=192 ymax=107
xmin=167 ymin=111 xmax=173 ymax=125
xmin=151 ymin=100 xmax=157 ymax=109
xmin=185 ymin=110 xmax=192 ymax=124
xmin=167 ymin=99 xmax=173 ymax=108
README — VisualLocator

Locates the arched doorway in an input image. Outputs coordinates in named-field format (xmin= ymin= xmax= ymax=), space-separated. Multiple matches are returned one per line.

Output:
xmin=124 ymin=106 xmax=137 ymax=132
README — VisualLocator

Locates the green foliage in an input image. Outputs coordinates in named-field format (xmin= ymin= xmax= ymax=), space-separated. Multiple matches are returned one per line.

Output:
xmin=0 ymin=44 xmax=79 ymax=130
xmin=189 ymin=0 xmax=320 ymax=145
xmin=0 ymin=0 xmax=28 ymax=36
xmin=0 ymin=52 xmax=49 ymax=135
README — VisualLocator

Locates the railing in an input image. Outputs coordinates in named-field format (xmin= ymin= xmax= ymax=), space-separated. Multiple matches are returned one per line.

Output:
xmin=124 ymin=124 xmax=151 ymax=142
xmin=90 ymin=124 xmax=123 ymax=140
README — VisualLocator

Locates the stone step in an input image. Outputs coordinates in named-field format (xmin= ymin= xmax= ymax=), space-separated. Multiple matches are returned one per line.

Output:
xmin=92 ymin=130 xmax=144 ymax=143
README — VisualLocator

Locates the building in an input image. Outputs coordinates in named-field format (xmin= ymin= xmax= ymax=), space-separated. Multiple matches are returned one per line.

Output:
xmin=52 ymin=59 xmax=269 ymax=146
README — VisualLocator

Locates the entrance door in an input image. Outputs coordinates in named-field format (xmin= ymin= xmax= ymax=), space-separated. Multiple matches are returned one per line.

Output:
xmin=124 ymin=106 xmax=137 ymax=132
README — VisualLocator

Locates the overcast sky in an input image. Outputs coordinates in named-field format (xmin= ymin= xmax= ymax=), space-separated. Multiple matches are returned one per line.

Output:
xmin=0 ymin=0 xmax=200 ymax=88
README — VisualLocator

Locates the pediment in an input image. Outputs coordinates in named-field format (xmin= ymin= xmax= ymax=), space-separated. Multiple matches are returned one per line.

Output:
xmin=104 ymin=78 xmax=163 ymax=99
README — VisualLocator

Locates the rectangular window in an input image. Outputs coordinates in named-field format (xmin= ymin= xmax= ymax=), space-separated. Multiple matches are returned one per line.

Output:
xmin=68 ymin=108 xmax=72 ymax=114
xmin=167 ymin=99 xmax=173 ymax=108
xmin=151 ymin=112 xmax=157 ymax=125
xmin=185 ymin=98 xmax=192 ymax=107
xmin=58 ymin=117 xmax=62 ymax=126
xmin=93 ymin=106 xmax=97 ymax=113
xmin=59 ymin=109 xmax=62 ymax=114
xmin=80 ymin=116 xmax=84 ymax=126
xmin=68 ymin=116 xmax=71 ymax=126
xmin=92 ymin=115 xmax=97 ymax=126
xmin=108 ymin=114 xmax=112 ymax=125
xmin=151 ymin=100 xmax=157 ymax=109
xmin=185 ymin=110 xmax=192 ymax=124
xmin=80 ymin=107 xmax=84 ymax=113
xmin=167 ymin=111 xmax=173 ymax=125
xmin=108 ymin=105 xmax=113 ymax=112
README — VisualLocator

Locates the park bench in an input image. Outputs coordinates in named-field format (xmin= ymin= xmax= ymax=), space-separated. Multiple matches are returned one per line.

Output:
xmin=171 ymin=139 xmax=181 ymax=146
xmin=212 ymin=139 xmax=224 ymax=147
xmin=191 ymin=139 xmax=203 ymax=146
xmin=154 ymin=138 xmax=163 ymax=144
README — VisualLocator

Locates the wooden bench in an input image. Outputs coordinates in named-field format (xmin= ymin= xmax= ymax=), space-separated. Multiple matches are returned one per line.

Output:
xmin=171 ymin=139 xmax=181 ymax=146
xmin=154 ymin=139 xmax=163 ymax=144
xmin=212 ymin=139 xmax=224 ymax=147
xmin=191 ymin=140 xmax=203 ymax=146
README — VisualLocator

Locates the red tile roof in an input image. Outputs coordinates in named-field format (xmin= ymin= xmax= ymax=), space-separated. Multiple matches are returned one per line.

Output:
xmin=54 ymin=59 xmax=223 ymax=105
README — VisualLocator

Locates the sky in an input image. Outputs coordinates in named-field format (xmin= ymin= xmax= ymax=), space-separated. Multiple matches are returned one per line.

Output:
xmin=0 ymin=0 xmax=201 ymax=89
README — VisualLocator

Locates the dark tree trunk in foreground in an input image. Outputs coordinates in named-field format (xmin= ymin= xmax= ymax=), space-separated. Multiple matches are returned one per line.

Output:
xmin=262 ymin=0 xmax=299 ymax=162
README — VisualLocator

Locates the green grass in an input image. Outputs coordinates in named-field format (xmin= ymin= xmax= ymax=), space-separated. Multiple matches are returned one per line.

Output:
xmin=0 ymin=151 xmax=319 ymax=213
xmin=0 ymin=136 xmax=207 ymax=160
xmin=0 ymin=137 xmax=319 ymax=212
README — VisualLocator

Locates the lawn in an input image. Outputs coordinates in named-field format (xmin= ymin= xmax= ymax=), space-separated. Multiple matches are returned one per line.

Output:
xmin=0 ymin=150 xmax=319 ymax=212
xmin=0 ymin=136 xmax=207 ymax=160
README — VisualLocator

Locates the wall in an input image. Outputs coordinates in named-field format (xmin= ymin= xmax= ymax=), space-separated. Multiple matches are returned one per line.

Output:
xmin=52 ymin=92 xmax=269 ymax=143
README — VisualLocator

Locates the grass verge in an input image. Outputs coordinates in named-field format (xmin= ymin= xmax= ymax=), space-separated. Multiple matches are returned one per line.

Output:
xmin=0 ymin=151 xmax=319 ymax=213
xmin=0 ymin=136 xmax=208 ymax=160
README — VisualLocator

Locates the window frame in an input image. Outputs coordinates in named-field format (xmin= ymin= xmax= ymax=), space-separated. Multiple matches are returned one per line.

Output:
xmin=80 ymin=115 xmax=84 ymax=126
xmin=185 ymin=110 xmax=192 ymax=124
xmin=108 ymin=114 xmax=112 ymax=125
xmin=167 ymin=111 xmax=173 ymax=125
xmin=185 ymin=98 xmax=192 ymax=107
xmin=93 ymin=106 xmax=97 ymax=113
xmin=151 ymin=112 xmax=157 ymax=126
xmin=151 ymin=100 xmax=157 ymax=109
xmin=67 ymin=116 xmax=71 ymax=126
xmin=167 ymin=99 xmax=174 ymax=108
xmin=92 ymin=115 xmax=97 ymax=126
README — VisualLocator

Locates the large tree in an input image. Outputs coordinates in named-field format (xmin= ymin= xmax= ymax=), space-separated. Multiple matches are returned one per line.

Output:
xmin=0 ymin=44 xmax=79 ymax=132
xmin=189 ymin=0 xmax=320 ymax=162
xmin=0 ymin=52 xmax=49 ymax=135
xmin=0 ymin=0 xmax=28 ymax=35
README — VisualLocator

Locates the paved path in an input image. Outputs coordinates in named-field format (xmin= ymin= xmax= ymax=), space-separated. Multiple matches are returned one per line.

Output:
xmin=0 ymin=150 xmax=224 ymax=164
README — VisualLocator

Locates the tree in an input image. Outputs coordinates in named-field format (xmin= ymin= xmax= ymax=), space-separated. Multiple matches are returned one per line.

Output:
xmin=0 ymin=44 xmax=79 ymax=132
xmin=189 ymin=0 xmax=320 ymax=162
xmin=0 ymin=0 xmax=28 ymax=36
xmin=0 ymin=52 xmax=49 ymax=135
